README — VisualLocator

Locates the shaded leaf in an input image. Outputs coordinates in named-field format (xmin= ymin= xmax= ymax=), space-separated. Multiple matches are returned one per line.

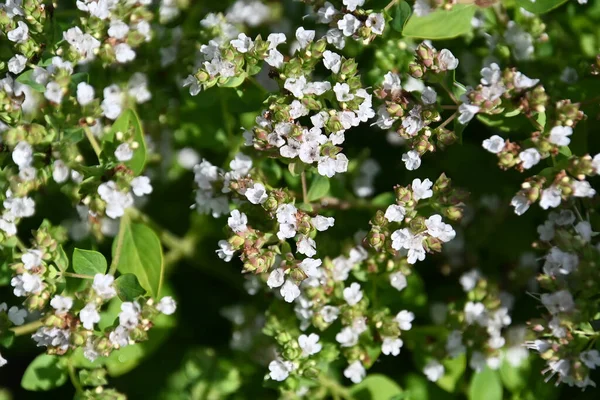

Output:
xmin=307 ymin=175 xmax=331 ymax=202
xmin=391 ymin=1 xmax=412 ymax=32
xmin=73 ymin=248 xmax=107 ymax=276
xmin=403 ymin=5 xmax=476 ymax=39
xmin=468 ymin=367 xmax=502 ymax=400
xmin=115 ymin=273 xmax=146 ymax=301
xmin=350 ymin=374 xmax=403 ymax=400
xmin=21 ymin=354 xmax=68 ymax=391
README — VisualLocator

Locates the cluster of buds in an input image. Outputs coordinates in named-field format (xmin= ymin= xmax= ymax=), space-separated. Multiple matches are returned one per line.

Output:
xmin=408 ymin=43 xmax=460 ymax=80
xmin=525 ymin=208 xmax=600 ymax=389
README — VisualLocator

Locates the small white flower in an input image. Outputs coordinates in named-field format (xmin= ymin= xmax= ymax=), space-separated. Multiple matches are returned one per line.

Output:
xmin=572 ymin=180 xmax=596 ymax=198
xmin=8 ymin=21 xmax=29 ymax=43
xmin=267 ymin=268 xmax=285 ymax=288
xmin=228 ymin=210 xmax=248 ymax=233
xmin=80 ymin=303 xmax=100 ymax=330
xmin=295 ymin=27 xmax=315 ymax=49
xmin=580 ymin=350 xmax=600 ymax=369
xmin=458 ymin=103 xmax=480 ymax=124
xmin=299 ymin=258 xmax=322 ymax=278
xmin=384 ymin=204 xmax=406 ymax=223
xmin=45 ymin=81 xmax=63 ymax=104
xmin=156 ymin=296 xmax=177 ymax=315
xmin=511 ymin=194 xmax=530 ymax=215
xmin=12 ymin=141 xmax=33 ymax=169
xmin=230 ymin=33 xmax=254 ymax=53
xmin=77 ymin=82 xmax=95 ymax=106
xmin=382 ymin=337 xmax=403 ymax=356
xmin=412 ymin=178 xmax=433 ymax=201
xmin=323 ymin=50 xmax=341 ymax=73
xmin=396 ymin=310 xmax=415 ymax=330
xmin=366 ymin=13 xmax=385 ymax=35
xmin=115 ymin=143 xmax=134 ymax=162
xmin=131 ymin=176 xmax=153 ymax=197
xmin=216 ymin=240 xmax=235 ymax=262
xmin=119 ymin=301 xmax=141 ymax=329
xmin=280 ymin=280 xmax=300 ymax=302
xmin=333 ymin=82 xmax=354 ymax=102
xmin=519 ymin=148 xmax=541 ymax=169
xmin=337 ymin=14 xmax=361 ymax=37
xmin=438 ymin=49 xmax=459 ymax=70
xmin=50 ymin=295 xmax=73 ymax=314
xmin=389 ymin=271 xmax=407 ymax=291
xmin=115 ymin=43 xmax=136 ymax=63
xmin=269 ymin=359 xmax=295 ymax=381
xmin=548 ymin=126 xmax=572 ymax=146
xmin=108 ymin=20 xmax=129 ymax=39
xmin=343 ymin=0 xmax=365 ymax=11
xmin=297 ymin=236 xmax=317 ymax=257
xmin=21 ymin=249 xmax=43 ymax=270
xmin=421 ymin=86 xmax=437 ymax=104
xmin=311 ymin=215 xmax=335 ymax=231
xmin=402 ymin=150 xmax=421 ymax=170
xmin=343 ymin=282 xmax=363 ymax=306
xmin=8 ymin=54 xmax=27 ymax=74
xmin=539 ymin=186 xmax=562 ymax=210
xmin=424 ymin=360 xmax=445 ymax=382
xmin=344 ymin=361 xmax=366 ymax=383
xmin=0 ymin=353 xmax=6 ymax=367
xmin=245 ymin=183 xmax=268 ymax=204
xmin=92 ymin=274 xmax=117 ymax=300
xmin=8 ymin=306 xmax=27 ymax=325
xmin=299 ymin=333 xmax=322 ymax=356
xmin=52 ymin=160 xmax=70 ymax=183
xmin=11 ymin=273 xmax=44 ymax=297
xmin=459 ymin=269 xmax=480 ymax=292
xmin=482 ymin=135 xmax=505 ymax=154
xmin=425 ymin=214 xmax=456 ymax=242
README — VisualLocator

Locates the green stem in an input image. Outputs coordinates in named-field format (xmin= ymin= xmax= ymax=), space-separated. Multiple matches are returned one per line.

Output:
xmin=437 ymin=112 xmax=458 ymax=131
xmin=319 ymin=374 xmax=356 ymax=400
xmin=63 ymin=272 xmax=94 ymax=280
xmin=68 ymin=359 xmax=84 ymax=394
xmin=440 ymin=81 xmax=459 ymax=105
xmin=11 ymin=320 xmax=43 ymax=336
xmin=83 ymin=126 xmax=102 ymax=159
xmin=301 ymin=172 xmax=308 ymax=204
xmin=383 ymin=0 xmax=398 ymax=12
xmin=108 ymin=212 xmax=129 ymax=275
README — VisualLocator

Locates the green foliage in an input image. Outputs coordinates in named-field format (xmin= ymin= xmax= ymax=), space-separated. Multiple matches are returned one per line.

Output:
xmin=307 ymin=175 xmax=331 ymax=202
xmin=391 ymin=1 xmax=412 ymax=33
xmin=350 ymin=374 xmax=403 ymax=400
xmin=114 ymin=273 xmax=146 ymax=301
xmin=73 ymin=248 xmax=107 ymax=276
xmin=515 ymin=0 xmax=569 ymax=14
xmin=21 ymin=355 xmax=68 ymax=391
xmin=403 ymin=6 xmax=476 ymax=39
xmin=468 ymin=367 xmax=503 ymax=400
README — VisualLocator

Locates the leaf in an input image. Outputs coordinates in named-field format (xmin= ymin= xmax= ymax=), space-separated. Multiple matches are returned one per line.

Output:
xmin=391 ymin=1 xmax=412 ymax=33
xmin=372 ymin=192 xmax=395 ymax=207
xmin=115 ymin=273 xmax=146 ymax=301
xmin=350 ymin=374 xmax=403 ymax=400
xmin=54 ymin=246 xmax=69 ymax=272
xmin=307 ymin=175 xmax=330 ymax=202
xmin=105 ymin=109 xmax=147 ymax=175
xmin=112 ymin=220 xmax=164 ymax=297
xmin=219 ymin=74 xmax=247 ymax=88
xmin=15 ymin=69 xmax=45 ymax=92
xmin=436 ymin=353 xmax=466 ymax=393
xmin=515 ymin=0 xmax=568 ymax=14
xmin=21 ymin=354 xmax=68 ymax=391
xmin=468 ymin=367 xmax=502 ymax=400
xmin=403 ymin=5 xmax=476 ymax=39
xmin=500 ymin=358 xmax=530 ymax=393
xmin=73 ymin=248 xmax=107 ymax=276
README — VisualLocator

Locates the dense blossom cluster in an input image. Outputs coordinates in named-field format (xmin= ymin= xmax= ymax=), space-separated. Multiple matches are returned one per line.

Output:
xmin=1 ymin=0 xmax=599 ymax=398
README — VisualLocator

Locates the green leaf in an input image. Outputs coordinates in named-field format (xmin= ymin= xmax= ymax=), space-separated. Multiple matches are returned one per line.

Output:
xmin=372 ymin=192 xmax=395 ymax=207
xmin=500 ymin=358 xmax=530 ymax=393
xmin=350 ymin=374 xmax=403 ymax=400
xmin=307 ymin=175 xmax=330 ymax=202
xmin=468 ymin=367 xmax=502 ymax=400
xmin=21 ymin=354 xmax=68 ymax=391
xmin=115 ymin=273 xmax=146 ymax=301
xmin=15 ymin=69 xmax=45 ymax=92
xmin=105 ymin=109 xmax=147 ymax=175
xmin=112 ymin=220 xmax=164 ymax=297
xmin=515 ymin=0 xmax=568 ymax=14
xmin=436 ymin=353 xmax=466 ymax=393
xmin=403 ymin=5 xmax=476 ymax=39
xmin=73 ymin=248 xmax=107 ymax=276
xmin=219 ymin=74 xmax=247 ymax=88
xmin=391 ymin=1 xmax=412 ymax=33
xmin=54 ymin=245 xmax=69 ymax=272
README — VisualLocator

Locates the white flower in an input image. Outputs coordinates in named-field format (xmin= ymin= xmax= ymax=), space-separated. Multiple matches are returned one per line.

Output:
xmin=389 ymin=271 xmax=407 ymax=291
xmin=317 ymin=2 xmax=337 ymax=23
xmin=12 ymin=141 xmax=33 ymax=168
xmin=50 ymin=295 xmax=73 ymax=314
xmin=575 ymin=221 xmax=594 ymax=242
xmin=245 ymin=183 xmax=268 ymax=204
xmin=8 ymin=21 xmax=29 ymax=43
xmin=541 ymin=290 xmax=575 ymax=314
xmin=21 ymin=249 xmax=43 ymax=270
xmin=343 ymin=0 xmax=365 ymax=11
xmin=459 ymin=269 xmax=480 ymax=292
xmin=539 ymin=186 xmax=562 ymax=210
xmin=269 ymin=359 xmax=295 ymax=381
xmin=548 ymin=126 xmax=572 ymax=146
xmin=446 ymin=330 xmax=466 ymax=357
xmin=382 ymin=337 xmax=403 ymax=356
xmin=265 ymin=49 xmax=284 ymax=68
xmin=464 ymin=302 xmax=487 ymax=326
xmin=482 ymin=135 xmax=505 ymax=154
xmin=344 ymin=361 xmax=366 ymax=383
xmin=299 ymin=258 xmax=322 ymax=278
xmin=115 ymin=43 xmax=136 ymax=63
xmin=510 ymin=194 xmax=530 ymax=215
xmin=108 ymin=20 xmax=129 ymax=39
xmin=8 ymin=306 xmax=27 ymax=325
xmin=366 ymin=13 xmax=385 ymax=35
xmin=98 ymin=181 xmax=133 ymax=219
xmin=311 ymin=215 xmax=335 ymax=231
xmin=109 ymin=325 xmax=130 ymax=347
xmin=216 ymin=240 xmax=235 ymax=262
xmin=280 ymin=280 xmax=300 ymax=302
xmin=76 ymin=82 xmax=95 ymax=106
xmin=391 ymin=228 xmax=426 ymax=264
xmin=519 ymin=148 xmax=541 ymax=169
xmin=295 ymin=27 xmax=315 ymax=49
xmin=299 ymin=333 xmax=322 ymax=356
xmin=383 ymin=72 xmax=402 ymax=94
xmin=156 ymin=296 xmax=177 ymax=315
xmin=424 ymin=360 xmax=445 ymax=382
xmin=52 ymin=160 xmax=70 ymax=183
xmin=396 ymin=310 xmax=415 ymax=330
xmin=384 ymin=204 xmax=406 ymax=223
xmin=267 ymin=268 xmax=285 ymax=288
xmin=80 ymin=303 xmax=100 ymax=330
xmin=572 ymin=180 xmax=596 ymax=198
xmin=421 ymin=86 xmax=437 ymax=104
xmin=580 ymin=350 xmax=600 ymax=369
xmin=230 ymin=33 xmax=253 ymax=53
xmin=323 ymin=50 xmax=341 ymax=73
xmin=131 ymin=176 xmax=152 ymax=197
xmin=119 ymin=301 xmax=141 ymax=329
xmin=438 ymin=49 xmax=459 ymax=70
xmin=44 ymin=81 xmax=63 ymax=104
xmin=537 ymin=220 xmax=555 ymax=241
xmin=337 ymin=14 xmax=361 ymax=36
xmin=412 ymin=178 xmax=433 ymax=201
xmin=0 ymin=353 xmax=6 ymax=367
xmin=92 ymin=274 xmax=117 ymax=299
xmin=425 ymin=214 xmax=456 ymax=242
xmin=402 ymin=150 xmax=421 ymax=170
xmin=297 ymin=236 xmax=317 ymax=257
xmin=333 ymin=83 xmax=354 ymax=102
xmin=8 ymin=54 xmax=27 ymax=74
xmin=11 ymin=273 xmax=44 ymax=297
xmin=227 ymin=210 xmax=248 ymax=233
xmin=514 ymin=72 xmax=539 ymax=89
xmin=458 ymin=103 xmax=480 ymax=125
xmin=317 ymin=154 xmax=348 ymax=177
xmin=115 ymin=143 xmax=134 ymax=162
xmin=343 ymin=282 xmax=363 ymax=306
